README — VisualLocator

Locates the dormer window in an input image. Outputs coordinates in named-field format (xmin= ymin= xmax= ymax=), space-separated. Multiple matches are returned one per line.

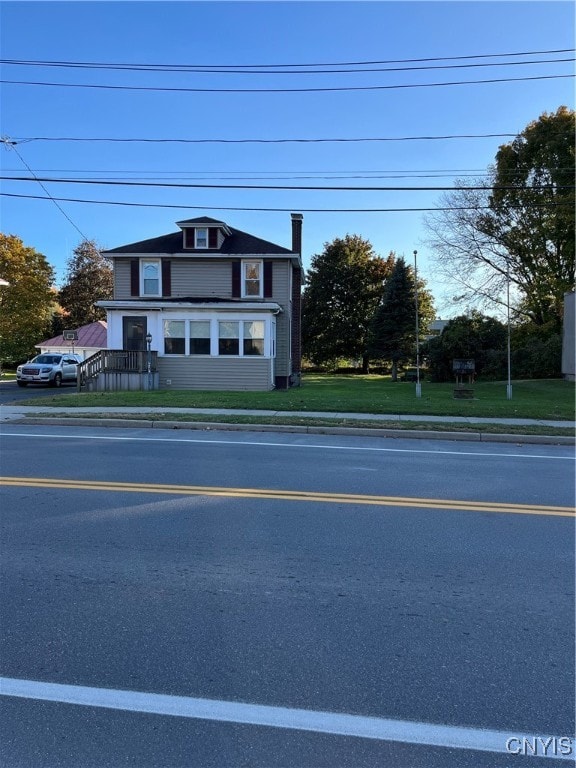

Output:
xmin=183 ymin=226 xmax=219 ymax=250
xmin=195 ymin=228 xmax=208 ymax=248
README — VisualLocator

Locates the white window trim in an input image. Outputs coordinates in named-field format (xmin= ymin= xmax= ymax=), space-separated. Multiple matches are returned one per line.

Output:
xmin=195 ymin=227 xmax=208 ymax=249
xmin=241 ymin=259 xmax=263 ymax=299
xmin=159 ymin=314 xmax=274 ymax=358
xmin=140 ymin=259 xmax=162 ymax=297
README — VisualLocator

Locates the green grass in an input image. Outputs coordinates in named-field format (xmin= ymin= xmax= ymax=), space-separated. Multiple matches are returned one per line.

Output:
xmin=15 ymin=375 xmax=575 ymax=420
xmin=28 ymin=411 xmax=576 ymax=437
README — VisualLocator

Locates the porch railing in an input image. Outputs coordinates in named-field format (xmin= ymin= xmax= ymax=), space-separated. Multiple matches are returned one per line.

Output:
xmin=78 ymin=349 xmax=158 ymax=389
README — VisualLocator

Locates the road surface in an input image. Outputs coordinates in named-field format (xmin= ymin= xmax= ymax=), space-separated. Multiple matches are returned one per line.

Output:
xmin=1 ymin=425 xmax=574 ymax=766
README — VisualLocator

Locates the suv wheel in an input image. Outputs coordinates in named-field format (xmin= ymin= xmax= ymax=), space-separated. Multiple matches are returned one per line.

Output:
xmin=51 ymin=373 xmax=62 ymax=388
xmin=17 ymin=381 xmax=27 ymax=387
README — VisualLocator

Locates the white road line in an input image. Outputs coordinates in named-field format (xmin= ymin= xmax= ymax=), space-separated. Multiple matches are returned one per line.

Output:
xmin=0 ymin=677 xmax=573 ymax=760
xmin=1 ymin=431 xmax=574 ymax=460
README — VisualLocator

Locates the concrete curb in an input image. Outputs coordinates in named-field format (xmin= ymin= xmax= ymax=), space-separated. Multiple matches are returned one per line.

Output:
xmin=10 ymin=416 xmax=576 ymax=445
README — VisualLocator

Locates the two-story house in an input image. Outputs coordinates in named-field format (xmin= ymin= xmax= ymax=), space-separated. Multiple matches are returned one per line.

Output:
xmin=96 ymin=213 xmax=303 ymax=391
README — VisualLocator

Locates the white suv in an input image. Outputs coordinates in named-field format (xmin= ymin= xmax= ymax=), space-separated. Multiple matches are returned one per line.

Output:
xmin=17 ymin=353 xmax=83 ymax=388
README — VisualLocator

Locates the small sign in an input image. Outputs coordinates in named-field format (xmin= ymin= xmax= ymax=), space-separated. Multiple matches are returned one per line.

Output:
xmin=63 ymin=330 xmax=78 ymax=341
xmin=453 ymin=359 xmax=475 ymax=373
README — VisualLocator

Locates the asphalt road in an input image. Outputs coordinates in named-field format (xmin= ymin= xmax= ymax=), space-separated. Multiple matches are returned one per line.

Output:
xmin=0 ymin=378 xmax=79 ymax=404
xmin=0 ymin=425 xmax=574 ymax=767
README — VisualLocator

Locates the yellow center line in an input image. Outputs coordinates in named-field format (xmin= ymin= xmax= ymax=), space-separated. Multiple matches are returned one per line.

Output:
xmin=1 ymin=476 xmax=574 ymax=518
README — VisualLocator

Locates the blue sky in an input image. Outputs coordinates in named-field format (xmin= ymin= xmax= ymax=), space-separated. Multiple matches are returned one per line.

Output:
xmin=0 ymin=0 xmax=574 ymax=316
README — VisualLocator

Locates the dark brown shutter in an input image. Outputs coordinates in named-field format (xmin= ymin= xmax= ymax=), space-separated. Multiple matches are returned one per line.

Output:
xmin=161 ymin=259 xmax=171 ymax=297
xmin=263 ymin=261 xmax=273 ymax=298
xmin=232 ymin=261 xmax=241 ymax=297
xmin=208 ymin=228 xmax=218 ymax=248
xmin=184 ymin=228 xmax=195 ymax=249
xmin=130 ymin=259 xmax=139 ymax=296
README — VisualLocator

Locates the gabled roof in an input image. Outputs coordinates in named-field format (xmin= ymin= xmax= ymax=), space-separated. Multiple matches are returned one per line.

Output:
xmin=37 ymin=320 xmax=107 ymax=348
xmin=103 ymin=224 xmax=294 ymax=256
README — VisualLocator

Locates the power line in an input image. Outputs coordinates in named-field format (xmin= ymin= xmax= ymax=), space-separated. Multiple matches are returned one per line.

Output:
xmin=3 ymin=191 xmax=571 ymax=213
xmin=11 ymin=132 xmax=518 ymax=145
xmin=1 ymin=48 xmax=572 ymax=69
xmin=1 ymin=73 xmax=573 ymax=93
xmin=3 ymin=176 xmax=575 ymax=192
xmin=0 ymin=170 xmax=497 ymax=181
xmin=0 ymin=166 xmax=496 ymax=174
xmin=1 ymin=56 xmax=573 ymax=75
xmin=1 ymin=143 xmax=90 ymax=241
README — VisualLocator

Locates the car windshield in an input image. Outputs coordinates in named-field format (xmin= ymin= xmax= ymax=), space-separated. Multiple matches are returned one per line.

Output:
xmin=32 ymin=355 xmax=62 ymax=364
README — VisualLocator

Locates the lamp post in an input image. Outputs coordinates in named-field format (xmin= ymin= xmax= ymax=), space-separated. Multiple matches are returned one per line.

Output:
xmin=506 ymin=265 xmax=512 ymax=400
xmin=145 ymin=332 xmax=152 ymax=391
xmin=413 ymin=250 xmax=421 ymax=398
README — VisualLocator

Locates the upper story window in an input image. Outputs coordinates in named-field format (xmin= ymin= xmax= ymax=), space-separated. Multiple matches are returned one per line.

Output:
xmin=242 ymin=260 xmax=262 ymax=298
xmin=195 ymin=228 xmax=208 ymax=248
xmin=141 ymin=259 xmax=161 ymax=296
xmin=183 ymin=227 xmax=218 ymax=249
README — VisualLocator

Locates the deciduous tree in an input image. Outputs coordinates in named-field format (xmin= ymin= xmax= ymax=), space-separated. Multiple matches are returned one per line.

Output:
xmin=59 ymin=239 xmax=113 ymax=328
xmin=425 ymin=106 xmax=575 ymax=332
xmin=0 ymin=234 xmax=55 ymax=363
xmin=423 ymin=312 xmax=507 ymax=382
xmin=302 ymin=235 xmax=394 ymax=371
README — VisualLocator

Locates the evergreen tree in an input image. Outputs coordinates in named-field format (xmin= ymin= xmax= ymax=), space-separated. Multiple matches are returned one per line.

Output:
xmin=302 ymin=235 xmax=394 ymax=371
xmin=368 ymin=257 xmax=435 ymax=381
xmin=59 ymin=240 xmax=113 ymax=328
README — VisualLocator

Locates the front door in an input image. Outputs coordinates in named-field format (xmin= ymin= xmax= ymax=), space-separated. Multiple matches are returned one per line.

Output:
xmin=123 ymin=316 xmax=147 ymax=351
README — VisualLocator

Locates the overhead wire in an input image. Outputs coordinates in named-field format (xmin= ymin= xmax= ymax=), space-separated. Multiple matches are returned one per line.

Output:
xmin=3 ymin=176 xmax=575 ymax=192
xmin=1 ymin=143 xmax=90 ymax=241
xmin=1 ymin=57 xmax=574 ymax=75
xmin=0 ymin=47 xmax=573 ymax=69
xmin=10 ymin=132 xmax=519 ymax=144
xmin=3 ymin=192 xmax=571 ymax=213
xmin=1 ymin=73 xmax=573 ymax=93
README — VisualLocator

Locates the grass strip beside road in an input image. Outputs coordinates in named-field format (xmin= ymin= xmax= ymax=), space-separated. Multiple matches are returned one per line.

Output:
xmin=14 ymin=376 xmax=575 ymax=420
xmin=19 ymin=411 xmax=576 ymax=437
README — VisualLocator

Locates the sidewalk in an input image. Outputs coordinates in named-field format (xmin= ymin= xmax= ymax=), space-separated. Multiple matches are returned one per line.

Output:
xmin=1 ymin=404 xmax=574 ymax=445
xmin=0 ymin=404 xmax=574 ymax=428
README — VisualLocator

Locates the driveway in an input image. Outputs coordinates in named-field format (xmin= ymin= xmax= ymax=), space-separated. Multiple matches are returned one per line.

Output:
xmin=0 ymin=379 xmax=79 ymax=405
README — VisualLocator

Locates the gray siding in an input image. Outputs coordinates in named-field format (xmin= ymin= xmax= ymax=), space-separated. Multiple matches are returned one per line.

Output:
xmin=270 ymin=261 xmax=291 ymax=377
xmin=275 ymin=311 xmax=291 ymax=377
xmin=157 ymin=357 xmax=273 ymax=391
xmin=113 ymin=258 xmax=291 ymax=303
xmin=171 ymin=260 xmax=231 ymax=298
xmin=270 ymin=261 xmax=291 ymax=306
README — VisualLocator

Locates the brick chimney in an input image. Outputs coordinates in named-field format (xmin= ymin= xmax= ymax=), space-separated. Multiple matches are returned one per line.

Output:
xmin=291 ymin=212 xmax=303 ymax=255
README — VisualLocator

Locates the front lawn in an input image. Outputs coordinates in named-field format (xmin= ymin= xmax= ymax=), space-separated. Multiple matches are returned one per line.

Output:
xmin=16 ymin=375 xmax=575 ymax=421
